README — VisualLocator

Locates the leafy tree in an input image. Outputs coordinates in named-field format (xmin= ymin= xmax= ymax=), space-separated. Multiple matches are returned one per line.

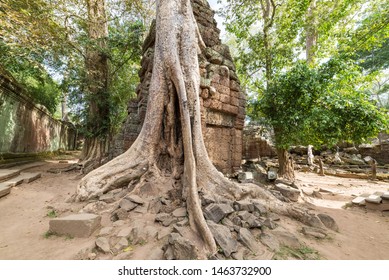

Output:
xmin=256 ymin=59 xmax=388 ymax=179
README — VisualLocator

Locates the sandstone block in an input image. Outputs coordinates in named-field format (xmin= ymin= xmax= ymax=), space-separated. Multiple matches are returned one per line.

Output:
xmin=275 ymin=183 xmax=301 ymax=202
xmin=204 ymin=203 xmax=234 ymax=223
xmin=172 ymin=207 xmax=187 ymax=217
xmin=207 ymin=221 xmax=238 ymax=257
xmin=49 ymin=214 xmax=101 ymax=237
xmin=365 ymin=195 xmax=382 ymax=204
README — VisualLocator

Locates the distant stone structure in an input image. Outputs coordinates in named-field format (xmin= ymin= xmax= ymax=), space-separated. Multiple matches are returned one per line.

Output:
xmin=0 ymin=70 xmax=77 ymax=155
xmin=110 ymin=0 xmax=246 ymax=174
xmin=242 ymin=125 xmax=276 ymax=160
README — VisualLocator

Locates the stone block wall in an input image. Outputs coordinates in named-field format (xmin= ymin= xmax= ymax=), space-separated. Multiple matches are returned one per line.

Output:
xmin=0 ymin=73 xmax=77 ymax=154
xmin=242 ymin=125 xmax=276 ymax=160
xmin=110 ymin=0 xmax=246 ymax=174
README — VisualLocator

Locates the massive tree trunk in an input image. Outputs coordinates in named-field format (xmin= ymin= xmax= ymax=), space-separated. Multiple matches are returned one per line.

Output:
xmin=80 ymin=0 xmax=110 ymax=171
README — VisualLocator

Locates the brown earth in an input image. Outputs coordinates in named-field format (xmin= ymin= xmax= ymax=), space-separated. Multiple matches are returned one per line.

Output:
xmin=0 ymin=160 xmax=388 ymax=260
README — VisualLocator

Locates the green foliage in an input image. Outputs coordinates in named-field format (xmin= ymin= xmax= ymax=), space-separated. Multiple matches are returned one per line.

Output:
xmin=0 ymin=42 xmax=62 ymax=113
xmin=46 ymin=209 xmax=57 ymax=218
xmin=256 ymin=59 xmax=388 ymax=149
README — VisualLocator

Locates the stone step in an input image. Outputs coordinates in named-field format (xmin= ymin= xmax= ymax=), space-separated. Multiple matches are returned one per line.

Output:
xmin=0 ymin=169 xmax=21 ymax=183
xmin=0 ymin=184 xmax=12 ymax=198
xmin=11 ymin=161 xmax=47 ymax=172
xmin=6 ymin=172 xmax=41 ymax=187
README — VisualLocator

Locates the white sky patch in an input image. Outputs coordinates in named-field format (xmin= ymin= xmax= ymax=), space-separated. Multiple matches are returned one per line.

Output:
xmin=208 ymin=0 xmax=226 ymax=38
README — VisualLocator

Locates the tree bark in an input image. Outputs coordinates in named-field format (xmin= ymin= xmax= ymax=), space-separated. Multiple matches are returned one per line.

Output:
xmin=306 ymin=0 xmax=317 ymax=65
xmin=277 ymin=148 xmax=295 ymax=181
xmin=81 ymin=0 xmax=110 ymax=169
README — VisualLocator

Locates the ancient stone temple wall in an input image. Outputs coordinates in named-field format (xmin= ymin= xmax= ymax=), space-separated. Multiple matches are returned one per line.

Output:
xmin=0 ymin=72 xmax=77 ymax=155
xmin=110 ymin=0 xmax=246 ymax=174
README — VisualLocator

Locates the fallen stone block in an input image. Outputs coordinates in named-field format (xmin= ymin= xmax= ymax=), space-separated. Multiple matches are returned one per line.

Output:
xmin=204 ymin=203 xmax=234 ymax=223
xmin=381 ymin=192 xmax=389 ymax=200
xmin=238 ymin=228 xmax=260 ymax=252
xmin=233 ymin=201 xmax=254 ymax=212
xmin=172 ymin=207 xmax=187 ymax=218
xmin=365 ymin=195 xmax=382 ymax=204
xmin=126 ymin=194 xmax=144 ymax=205
xmin=49 ymin=214 xmax=101 ymax=237
xmin=95 ymin=237 xmax=111 ymax=253
xmin=119 ymin=199 xmax=138 ymax=211
xmin=318 ymin=213 xmax=338 ymax=231
xmin=275 ymin=183 xmax=301 ymax=202
xmin=0 ymin=185 xmax=11 ymax=198
xmin=352 ymin=196 xmax=366 ymax=206
xmin=164 ymin=233 xmax=198 ymax=260
xmin=207 ymin=221 xmax=238 ymax=257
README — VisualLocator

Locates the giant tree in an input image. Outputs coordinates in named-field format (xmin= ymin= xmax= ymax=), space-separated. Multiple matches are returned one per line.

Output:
xmin=72 ymin=0 xmax=334 ymax=256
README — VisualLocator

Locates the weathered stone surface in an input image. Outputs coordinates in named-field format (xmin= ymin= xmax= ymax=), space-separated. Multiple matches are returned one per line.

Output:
xmin=234 ymin=201 xmax=254 ymax=212
xmin=271 ymin=230 xmax=300 ymax=249
xmin=155 ymin=213 xmax=176 ymax=227
xmin=164 ymin=233 xmax=198 ymax=260
xmin=318 ymin=214 xmax=338 ymax=231
xmin=113 ymin=237 xmax=129 ymax=253
xmin=113 ymin=220 xmax=125 ymax=227
xmin=98 ymin=227 xmax=114 ymax=236
xmin=365 ymin=195 xmax=382 ymax=204
xmin=111 ymin=209 xmax=129 ymax=221
xmin=95 ymin=237 xmax=111 ymax=253
xmin=7 ymin=172 xmax=41 ymax=186
xmin=352 ymin=196 xmax=366 ymax=205
xmin=207 ymin=221 xmax=238 ymax=257
xmin=119 ymin=199 xmax=138 ymax=211
xmin=49 ymin=214 xmax=101 ymax=238
xmin=201 ymin=194 xmax=216 ymax=206
xmin=176 ymin=218 xmax=189 ymax=227
xmin=275 ymin=183 xmax=301 ymax=202
xmin=0 ymin=185 xmax=11 ymax=198
xmin=302 ymin=227 xmax=327 ymax=239
xmin=252 ymin=201 xmax=267 ymax=215
xmin=116 ymin=227 xmax=132 ymax=238
xmin=204 ymin=203 xmax=234 ymax=223
xmin=126 ymin=194 xmax=144 ymax=205
xmin=172 ymin=207 xmax=187 ymax=218
xmin=263 ymin=218 xmax=277 ymax=229
xmin=238 ymin=228 xmax=260 ymax=253
xmin=260 ymin=232 xmax=280 ymax=251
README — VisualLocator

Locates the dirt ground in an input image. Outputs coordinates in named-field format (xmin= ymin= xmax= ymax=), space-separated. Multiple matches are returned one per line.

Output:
xmin=0 ymin=160 xmax=388 ymax=260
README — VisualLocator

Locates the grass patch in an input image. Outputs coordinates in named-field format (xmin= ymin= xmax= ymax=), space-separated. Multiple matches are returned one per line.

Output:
xmin=46 ymin=209 xmax=57 ymax=218
xmin=43 ymin=230 xmax=57 ymax=239
xmin=273 ymin=245 xmax=321 ymax=260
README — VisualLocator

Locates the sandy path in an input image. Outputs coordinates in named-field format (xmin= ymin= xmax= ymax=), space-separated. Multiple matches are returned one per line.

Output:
xmin=0 ymin=162 xmax=388 ymax=259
